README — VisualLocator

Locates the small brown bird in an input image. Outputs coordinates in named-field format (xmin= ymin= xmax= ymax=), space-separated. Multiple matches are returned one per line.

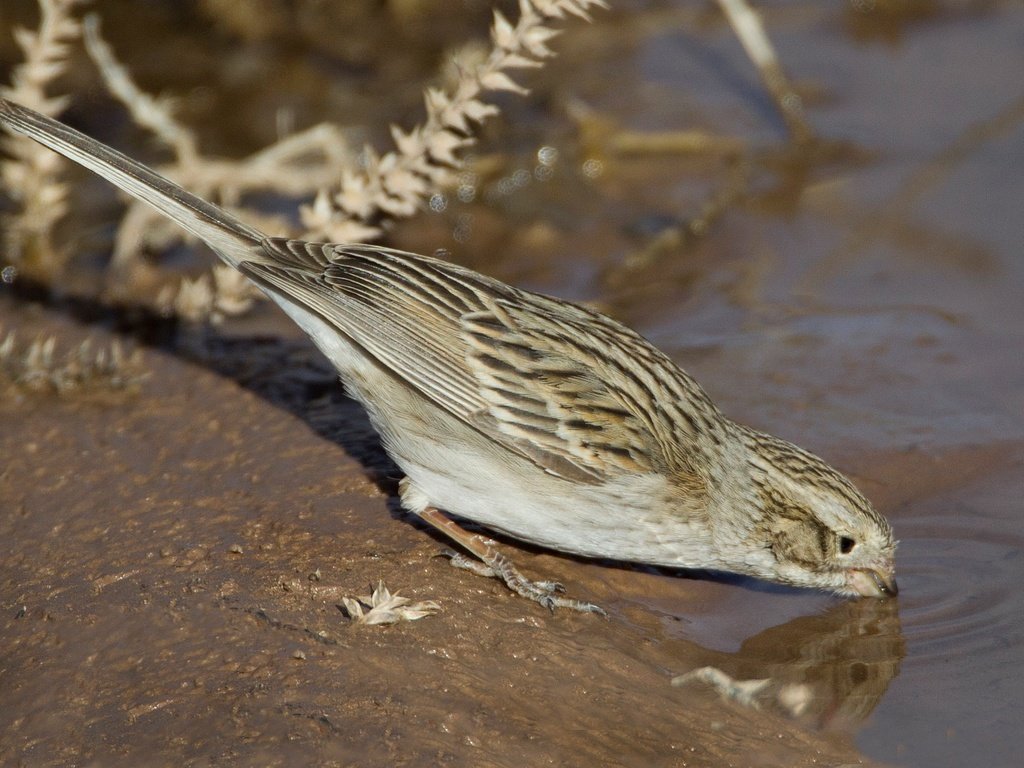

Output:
xmin=0 ymin=99 xmax=896 ymax=612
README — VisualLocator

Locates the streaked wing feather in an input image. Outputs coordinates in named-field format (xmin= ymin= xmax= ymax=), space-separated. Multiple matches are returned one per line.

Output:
xmin=243 ymin=241 xmax=678 ymax=483
xmin=463 ymin=307 xmax=666 ymax=480
xmin=240 ymin=269 xmax=483 ymax=416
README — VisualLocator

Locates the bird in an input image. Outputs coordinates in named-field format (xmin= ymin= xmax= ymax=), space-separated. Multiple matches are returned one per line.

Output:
xmin=0 ymin=98 xmax=897 ymax=613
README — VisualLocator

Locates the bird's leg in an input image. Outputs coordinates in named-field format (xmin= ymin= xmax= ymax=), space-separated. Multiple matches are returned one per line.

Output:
xmin=415 ymin=506 xmax=605 ymax=615
xmin=444 ymin=549 xmax=565 ymax=595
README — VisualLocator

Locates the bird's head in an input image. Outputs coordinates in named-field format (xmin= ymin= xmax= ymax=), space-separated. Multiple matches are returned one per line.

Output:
xmin=730 ymin=427 xmax=897 ymax=598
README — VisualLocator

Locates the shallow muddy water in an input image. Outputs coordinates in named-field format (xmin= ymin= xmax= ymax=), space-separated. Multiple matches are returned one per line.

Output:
xmin=2 ymin=1 xmax=1022 ymax=766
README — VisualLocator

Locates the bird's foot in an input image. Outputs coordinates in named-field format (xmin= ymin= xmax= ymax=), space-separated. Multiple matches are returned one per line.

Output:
xmin=441 ymin=548 xmax=605 ymax=616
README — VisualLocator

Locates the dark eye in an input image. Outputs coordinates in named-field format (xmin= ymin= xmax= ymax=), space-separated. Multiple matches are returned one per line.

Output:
xmin=839 ymin=536 xmax=856 ymax=554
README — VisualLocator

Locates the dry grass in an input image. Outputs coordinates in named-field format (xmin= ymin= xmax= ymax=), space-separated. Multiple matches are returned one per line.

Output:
xmin=1 ymin=0 xmax=608 ymax=323
xmin=0 ymin=325 xmax=147 ymax=394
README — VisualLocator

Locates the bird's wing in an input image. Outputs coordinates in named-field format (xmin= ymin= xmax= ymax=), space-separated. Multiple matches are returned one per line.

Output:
xmin=242 ymin=241 xmax=678 ymax=483
xmin=461 ymin=303 xmax=667 ymax=482
xmin=0 ymin=99 xmax=703 ymax=486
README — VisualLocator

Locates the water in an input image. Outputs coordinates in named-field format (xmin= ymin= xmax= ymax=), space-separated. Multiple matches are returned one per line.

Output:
xmin=458 ymin=3 xmax=1024 ymax=764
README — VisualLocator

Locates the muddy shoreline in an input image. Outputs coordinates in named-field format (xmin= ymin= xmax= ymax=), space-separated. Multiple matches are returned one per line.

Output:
xmin=0 ymin=303 xmax=884 ymax=767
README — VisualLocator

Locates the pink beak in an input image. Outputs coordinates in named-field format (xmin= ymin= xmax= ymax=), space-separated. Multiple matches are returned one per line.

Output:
xmin=848 ymin=567 xmax=898 ymax=597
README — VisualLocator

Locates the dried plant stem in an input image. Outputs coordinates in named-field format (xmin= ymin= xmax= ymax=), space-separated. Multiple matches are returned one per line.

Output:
xmin=301 ymin=0 xmax=608 ymax=242
xmin=82 ymin=14 xmax=356 ymax=319
xmin=341 ymin=581 xmax=440 ymax=625
xmin=608 ymin=129 xmax=746 ymax=157
xmin=0 ymin=326 xmax=146 ymax=394
xmin=602 ymin=156 xmax=750 ymax=289
xmin=716 ymin=0 xmax=812 ymax=143
xmin=0 ymin=0 xmax=88 ymax=280
xmin=3 ymin=1 xmax=604 ymax=322
xmin=799 ymin=92 xmax=1024 ymax=294
xmin=82 ymin=14 xmax=198 ymax=165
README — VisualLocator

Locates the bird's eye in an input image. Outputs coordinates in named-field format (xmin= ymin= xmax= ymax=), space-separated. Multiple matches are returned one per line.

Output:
xmin=839 ymin=536 xmax=856 ymax=554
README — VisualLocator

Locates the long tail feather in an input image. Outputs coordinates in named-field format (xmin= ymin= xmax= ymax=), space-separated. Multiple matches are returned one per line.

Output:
xmin=0 ymin=98 xmax=265 ymax=267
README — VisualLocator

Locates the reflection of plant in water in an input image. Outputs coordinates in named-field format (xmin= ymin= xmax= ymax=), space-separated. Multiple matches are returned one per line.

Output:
xmin=674 ymin=598 xmax=904 ymax=730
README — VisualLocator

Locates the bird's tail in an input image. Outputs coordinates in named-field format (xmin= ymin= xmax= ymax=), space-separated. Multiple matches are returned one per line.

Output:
xmin=0 ymin=98 xmax=265 ymax=268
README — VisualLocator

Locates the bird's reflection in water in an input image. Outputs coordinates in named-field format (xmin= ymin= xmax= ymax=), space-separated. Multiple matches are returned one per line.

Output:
xmin=674 ymin=597 xmax=904 ymax=731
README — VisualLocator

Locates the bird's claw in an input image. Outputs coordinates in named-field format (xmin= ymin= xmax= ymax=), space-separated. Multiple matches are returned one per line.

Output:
xmin=437 ymin=547 xmax=604 ymax=615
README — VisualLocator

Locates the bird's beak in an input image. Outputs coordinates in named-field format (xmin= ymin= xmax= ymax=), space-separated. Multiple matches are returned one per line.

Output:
xmin=848 ymin=567 xmax=899 ymax=598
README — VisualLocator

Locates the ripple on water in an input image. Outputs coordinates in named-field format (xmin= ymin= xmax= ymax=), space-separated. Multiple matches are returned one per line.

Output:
xmin=890 ymin=513 xmax=1024 ymax=666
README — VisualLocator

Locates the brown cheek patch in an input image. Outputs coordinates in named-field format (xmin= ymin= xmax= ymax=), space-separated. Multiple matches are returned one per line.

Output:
xmin=766 ymin=503 xmax=830 ymax=568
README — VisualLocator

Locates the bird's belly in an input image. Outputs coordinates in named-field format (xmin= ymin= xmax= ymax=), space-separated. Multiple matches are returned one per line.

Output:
xmin=394 ymin=427 xmax=708 ymax=565
xmin=268 ymin=293 xmax=710 ymax=567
